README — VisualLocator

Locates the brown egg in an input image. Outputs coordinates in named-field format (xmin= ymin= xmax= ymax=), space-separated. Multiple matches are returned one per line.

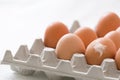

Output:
xmin=115 ymin=48 xmax=120 ymax=70
xmin=44 ymin=22 xmax=69 ymax=48
xmin=74 ymin=27 xmax=98 ymax=48
xmin=85 ymin=37 xmax=116 ymax=65
xmin=95 ymin=12 xmax=120 ymax=37
xmin=104 ymin=31 xmax=120 ymax=50
xmin=55 ymin=33 xmax=85 ymax=60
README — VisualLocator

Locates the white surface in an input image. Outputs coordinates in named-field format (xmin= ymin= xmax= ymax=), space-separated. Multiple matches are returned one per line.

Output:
xmin=0 ymin=65 xmax=48 ymax=80
xmin=0 ymin=0 xmax=120 ymax=80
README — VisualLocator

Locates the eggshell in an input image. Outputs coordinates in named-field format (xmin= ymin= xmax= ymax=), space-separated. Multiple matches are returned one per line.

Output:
xmin=95 ymin=12 xmax=120 ymax=37
xmin=85 ymin=37 xmax=116 ymax=65
xmin=74 ymin=27 xmax=97 ymax=48
xmin=104 ymin=31 xmax=120 ymax=50
xmin=55 ymin=33 xmax=85 ymax=60
xmin=44 ymin=22 xmax=69 ymax=48
xmin=115 ymin=48 xmax=120 ymax=70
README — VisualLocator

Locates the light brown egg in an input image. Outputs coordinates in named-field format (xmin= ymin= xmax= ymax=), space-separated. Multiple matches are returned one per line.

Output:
xmin=95 ymin=12 xmax=120 ymax=37
xmin=85 ymin=37 xmax=116 ymax=65
xmin=55 ymin=33 xmax=85 ymax=60
xmin=104 ymin=31 xmax=120 ymax=50
xmin=44 ymin=22 xmax=69 ymax=48
xmin=115 ymin=48 xmax=120 ymax=70
xmin=74 ymin=27 xmax=98 ymax=48
xmin=116 ymin=27 xmax=120 ymax=33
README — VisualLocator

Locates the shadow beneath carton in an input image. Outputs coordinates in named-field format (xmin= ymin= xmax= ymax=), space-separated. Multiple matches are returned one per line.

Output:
xmin=13 ymin=71 xmax=48 ymax=80
xmin=13 ymin=71 xmax=75 ymax=80
xmin=60 ymin=77 xmax=75 ymax=80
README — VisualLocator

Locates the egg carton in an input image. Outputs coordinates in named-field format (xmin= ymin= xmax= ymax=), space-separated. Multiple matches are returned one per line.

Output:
xmin=1 ymin=21 xmax=120 ymax=80
xmin=1 ymin=37 xmax=120 ymax=80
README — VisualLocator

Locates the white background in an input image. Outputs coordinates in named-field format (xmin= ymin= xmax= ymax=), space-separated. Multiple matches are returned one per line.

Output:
xmin=0 ymin=0 xmax=120 ymax=80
